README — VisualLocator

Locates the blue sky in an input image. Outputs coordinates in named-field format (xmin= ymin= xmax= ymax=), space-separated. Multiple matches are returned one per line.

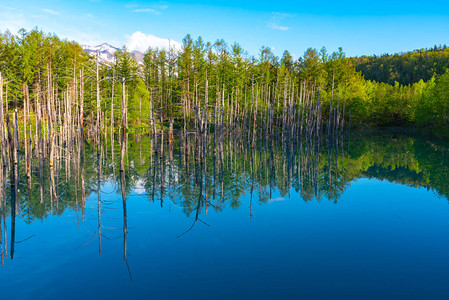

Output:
xmin=1 ymin=0 xmax=449 ymax=58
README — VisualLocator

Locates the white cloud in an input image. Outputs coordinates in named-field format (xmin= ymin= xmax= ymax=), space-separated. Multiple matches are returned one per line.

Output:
xmin=133 ymin=8 xmax=160 ymax=14
xmin=272 ymin=12 xmax=296 ymax=18
xmin=268 ymin=23 xmax=290 ymax=31
xmin=42 ymin=9 xmax=60 ymax=15
xmin=125 ymin=3 xmax=139 ymax=9
xmin=0 ymin=11 xmax=27 ymax=34
xmin=130 ymin=3 xmax=168 ymax=15
xmin=125 ymin=31 xmax=181 ymax=52
xmin=0 ymin=5 xmax=14 ymax=10
xmin=267 ymin=11 xmax=294 ymax=31
xmin=268 ymin=197 xmax=285 ymax=203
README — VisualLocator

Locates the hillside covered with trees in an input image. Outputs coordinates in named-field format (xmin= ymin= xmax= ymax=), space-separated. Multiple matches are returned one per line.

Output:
xmin=351 ymin=45 xmax=449 ymax=85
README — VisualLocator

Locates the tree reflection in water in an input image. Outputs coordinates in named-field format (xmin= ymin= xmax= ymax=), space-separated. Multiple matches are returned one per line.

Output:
xmin=0 ymin=130 xmax=448 ymax=265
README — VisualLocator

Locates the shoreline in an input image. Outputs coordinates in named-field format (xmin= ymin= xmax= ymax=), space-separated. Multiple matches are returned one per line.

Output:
xmin=351 ymin=125 xmax=449 ymax=140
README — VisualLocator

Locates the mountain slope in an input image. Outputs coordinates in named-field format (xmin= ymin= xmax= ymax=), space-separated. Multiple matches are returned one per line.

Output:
xmin=351 ymin=46 xmax=449 ymax=85
xmin=81 ymin=43 xmax=144 ymax=64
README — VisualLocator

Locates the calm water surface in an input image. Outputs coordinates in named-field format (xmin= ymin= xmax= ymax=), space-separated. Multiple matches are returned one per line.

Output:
xmin=1 ymin=131 xmax=449 ymax=299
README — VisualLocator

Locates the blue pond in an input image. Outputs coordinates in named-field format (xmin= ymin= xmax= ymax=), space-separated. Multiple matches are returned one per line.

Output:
xmin=1 ymin=131 xmax=449 ymax=299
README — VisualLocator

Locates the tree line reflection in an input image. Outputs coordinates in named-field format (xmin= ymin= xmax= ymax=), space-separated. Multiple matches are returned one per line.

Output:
xmin=0 ymin=131 xmax=448 ymax=265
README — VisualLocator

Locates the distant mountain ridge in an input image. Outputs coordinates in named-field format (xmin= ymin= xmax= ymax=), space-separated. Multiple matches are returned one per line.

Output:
xmin=81 ymin=43 xmax=144 ymax=64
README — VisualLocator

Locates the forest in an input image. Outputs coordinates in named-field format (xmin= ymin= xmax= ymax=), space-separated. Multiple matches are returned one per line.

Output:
xmin=351 ymin=45 xmax=449 ymax=85
xmin=1 ymin=27 xmax=449 ymax=271
xmin=0 ymin=28 xmax=448 ymax=136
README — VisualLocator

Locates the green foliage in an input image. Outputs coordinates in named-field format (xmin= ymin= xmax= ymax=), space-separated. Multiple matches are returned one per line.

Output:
xmin=114 ymin=47 xmax=138 ymax=84
xmin=416 ymin=71 xmax=449 ymax=126
xmin=128 ymin=78 xmax=150 ymax=126
xmin=1 ymin=29 xmax=448 ymax=134
xmin=0 ymin=28 xmax=92 ymax=109
xmin=298 ymin=47 xmax=326 ymax=86
xmin=352 ymin=45 xmax=449 ymax=85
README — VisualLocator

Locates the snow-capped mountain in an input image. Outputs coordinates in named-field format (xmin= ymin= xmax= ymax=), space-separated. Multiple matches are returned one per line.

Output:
xmin=130 ymin=50 xmax=144 ymax=64
xmin=81 ymin=43 xmax=119 ymax=64
xmin=81 ymin=43 xmax=144 ymax=65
